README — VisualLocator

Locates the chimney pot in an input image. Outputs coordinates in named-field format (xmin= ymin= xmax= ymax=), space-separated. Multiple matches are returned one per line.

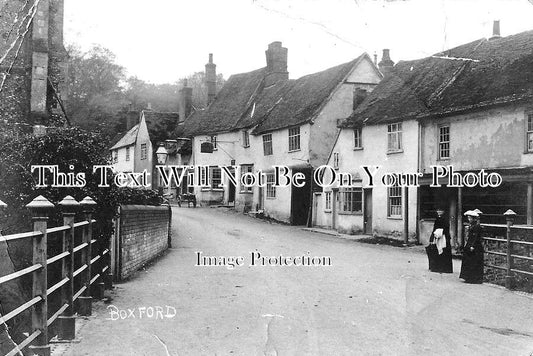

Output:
xmin=179 ymin=80 xmax=193 ymax=123
xmin=491 ymin=20 xmax=501 ymax=39
xmin=205 ymin=53 xmax=217 ymax=106
xmin=378 ymin=48 xmax=395 ymax=76
xmin=264 ymin=41 xmax=289 ymax=87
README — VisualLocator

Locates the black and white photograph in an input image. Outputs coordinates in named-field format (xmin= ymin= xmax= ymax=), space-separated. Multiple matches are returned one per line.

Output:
xmin=0 ymin=0 xmax=533 ymax=355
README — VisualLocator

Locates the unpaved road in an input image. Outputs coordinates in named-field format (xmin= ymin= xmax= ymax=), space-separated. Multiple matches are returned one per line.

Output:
xmin=60 ymin=206 xmax=533 ymax=356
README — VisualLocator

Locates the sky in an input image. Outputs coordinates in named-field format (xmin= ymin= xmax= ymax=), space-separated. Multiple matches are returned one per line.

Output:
xmin=64 ymin=0 xmax=533 ymax=84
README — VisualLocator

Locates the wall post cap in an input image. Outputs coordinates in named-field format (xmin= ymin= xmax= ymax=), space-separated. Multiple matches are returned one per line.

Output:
xmin=58 ymin=195 xmax=80 ymax=212
xmin=80 ymin=196 xmax=97 ymax=208
xmin=503 ymin=209 xmax=517 ymax=216
xmin=26 ymin=195 xmax=54 ymax=211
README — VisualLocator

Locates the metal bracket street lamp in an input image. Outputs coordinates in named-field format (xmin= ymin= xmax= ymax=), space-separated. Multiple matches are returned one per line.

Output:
xmin=156 ymin=144 xmax=168 ymax=165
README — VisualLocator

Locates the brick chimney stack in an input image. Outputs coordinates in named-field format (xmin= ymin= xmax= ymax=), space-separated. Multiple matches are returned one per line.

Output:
xmin=491 ymin=20 xmax=501 ymax=40
xmin=179 ymin=79 xmax=193 ymax=124
xmin=265 ymin=41 xmax=288 ymax=87
xmin=205 ymin=53 xmax=216 ymax=106
xmin=378 ymin=49 xmax=395 ymax=76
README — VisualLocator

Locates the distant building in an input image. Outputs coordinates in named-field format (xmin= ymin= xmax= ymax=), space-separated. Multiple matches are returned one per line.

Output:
xmin=0 ymin=0 xmax=68 ymax=134
xmin=183 ymin=43 xmax=382 ymax=224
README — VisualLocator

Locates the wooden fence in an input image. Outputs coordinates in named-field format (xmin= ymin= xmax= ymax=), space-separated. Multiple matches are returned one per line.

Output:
xmin=0 ymin=195 xmax=111 ymax=356
xmin=481 ymin=212 xmax=533 ymax=292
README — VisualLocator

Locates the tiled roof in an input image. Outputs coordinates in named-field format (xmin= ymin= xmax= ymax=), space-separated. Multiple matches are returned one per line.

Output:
xmin=342 ymin=30 xmax=533 ymax=127
xmin=182 ymin=54 xmax=369 ymax=136
xmin=110 ymin=124 xmax=139 ymax=150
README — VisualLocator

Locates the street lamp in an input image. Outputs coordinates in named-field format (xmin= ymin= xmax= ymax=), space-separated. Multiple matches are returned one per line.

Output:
xmin=156 ymin=145 xmax=168 ymax=165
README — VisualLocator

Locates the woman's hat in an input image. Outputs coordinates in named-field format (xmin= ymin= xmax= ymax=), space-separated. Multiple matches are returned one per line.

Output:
xmin=464 ymin=210 xmax=479 ymax=217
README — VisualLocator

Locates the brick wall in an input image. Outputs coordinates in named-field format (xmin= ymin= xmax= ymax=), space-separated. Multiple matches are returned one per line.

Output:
xmin=118 ymin=205 xmax=171 ymax=280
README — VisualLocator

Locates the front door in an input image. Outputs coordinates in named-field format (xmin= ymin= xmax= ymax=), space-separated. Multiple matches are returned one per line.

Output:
xmin=364 ymin=188 xmax=373 ymax=234
xmin=228 ymin=167 xmax=236 ymax=204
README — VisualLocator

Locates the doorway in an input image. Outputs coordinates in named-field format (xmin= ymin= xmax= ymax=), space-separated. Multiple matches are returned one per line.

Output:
xmin=364 ymin=188 xmax=373 ymax=234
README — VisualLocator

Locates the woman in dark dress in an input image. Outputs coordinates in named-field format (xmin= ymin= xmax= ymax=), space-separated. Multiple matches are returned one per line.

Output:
xmin=428 ymin=208 xmax=453 ymax=273
xmin=460 ymin=211 xmax=484 ymax=283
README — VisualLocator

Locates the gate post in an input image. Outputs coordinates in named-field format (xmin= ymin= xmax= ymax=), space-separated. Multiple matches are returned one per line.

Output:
xmin=58 ymin=196 xmax=79 ymax=340
xmin=78 ymin=196 xmax=96 ymax=316
xmin=26 ymin=196 xmax=54 ymax=356
xmin=504 ymin=209 xmax=517 ymax=289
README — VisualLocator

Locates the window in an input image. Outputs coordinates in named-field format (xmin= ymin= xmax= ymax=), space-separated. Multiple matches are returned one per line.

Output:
xmin=113 ymin=150 xmax=118 ymax=163
xmin=240 ymin=164 xmax=253 ymax=193
xmin=325 ymin=191 xmax=332 ymax=211
xmin=340 ymin=188 xmax=362 ymax=213
xmin=354 ymin=128 xmax=362 ymax=149
xmin=333 ymin=152 xmax=339 ymax=169
xmin=388 ymin=185 xmax=402 ymax=217
xmin=527 ymin=114 xmax=533 ymax=152
xmin=140 ymin=143 xmax=147 ymax=160
xmin=438 ymin=125 xmax=450 ymax=159
xmin=211 ymin=167 xmax=222 ymax=189
xmin=211 ymin=135 xmax=218 ymax=150
xmin=242 ymin=130 xmax=250 ymax=148
xmin=387 ymin=123 xmax=402 ymax=152
xmin=126 ymin=147 xmax=130 ymax=161
xmin=266 ymin=173 xmax=276 ymax=198
xmin=288 ymin=127 xmax=301 ymax=151
xmin=263 ymin=134 xmax=273 ymax=156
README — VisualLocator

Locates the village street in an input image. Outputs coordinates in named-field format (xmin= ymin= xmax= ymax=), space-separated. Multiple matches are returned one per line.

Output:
xmin=57 ymin=207 xmax=533 ymax=356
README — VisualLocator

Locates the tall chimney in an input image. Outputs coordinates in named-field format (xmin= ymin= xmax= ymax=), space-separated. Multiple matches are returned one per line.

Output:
xmin=491 ymin=20 xmax=501 ymax=40
xmin=205 ymin=53 xmax=216 ymax=106
xmin=179 ymin=79 xmax=193 ymax=123
xmin=378 ymin=49 xmax=395 ymax=76
xmin=264 ymin=41 xmax=288 ymax=87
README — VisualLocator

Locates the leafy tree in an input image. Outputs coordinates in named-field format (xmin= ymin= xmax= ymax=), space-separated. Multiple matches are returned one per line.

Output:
xmin=179 ymin=72 xmax=225 ymax=109
xmin=66 ymin=45 xmax=128 ymax=135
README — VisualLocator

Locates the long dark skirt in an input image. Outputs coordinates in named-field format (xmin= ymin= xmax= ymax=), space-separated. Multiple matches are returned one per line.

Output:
xmin=427 ymin=244 xmax=453 ymax=273
xmin=459 ymin=248 xmax=484 ymax=283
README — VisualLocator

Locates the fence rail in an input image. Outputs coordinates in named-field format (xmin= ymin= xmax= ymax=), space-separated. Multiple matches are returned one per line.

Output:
xmin=0 ymin=195 xmax=112 ymax=356
xmin=481 ymin=212 xmax=533 ymax=292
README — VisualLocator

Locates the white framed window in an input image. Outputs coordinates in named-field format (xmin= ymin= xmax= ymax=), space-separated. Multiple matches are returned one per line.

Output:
xmin=266 ymin=173 xmax=276 ymax=198
xmin=113 ymin=150 xmax=118 ymax=163
xmin=240 ymin=164 xmax=253 ymax=193
xmin=211 ymin=166 xmax=222 ymax=189
xmin=210 ymin=135 xmax=218 ymax=150
xmin=242 ymin=130 xmax=250 ymax=148
xmin=126 ymin=147 xmax=130 ymax=161
xmin=140 ymin=143 xmax=147 ymax=160
xmin=388 ymin=185 xmax=402 ymax=217
xmin=263 ymin=134 xmax=273 ymax=156
xmin=325 ymin=191 xmax=332 ymax=211
xmin=438 ymin=125 xmax=450 ymax=159
xmin=333 ymin=152 xmax=339 ymax=169
xmin=527 ymin=114 xmax=533 ymax=152
xmin=288 ymin=127 xmax=301 ymax=151
xmin=340 ymin=188 xmax=362 ymax=213
xmin=387 ymin=122 xmax=402 ymax=152
xmin=354 ymin=128 xmax=362 ymax=149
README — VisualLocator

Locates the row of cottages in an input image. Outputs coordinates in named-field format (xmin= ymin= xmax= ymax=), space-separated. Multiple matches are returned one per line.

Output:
xmin=182 ymin=42 xmax=383 ymax=224
xmin=315 ymin=24 xmax=533 ymax=246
